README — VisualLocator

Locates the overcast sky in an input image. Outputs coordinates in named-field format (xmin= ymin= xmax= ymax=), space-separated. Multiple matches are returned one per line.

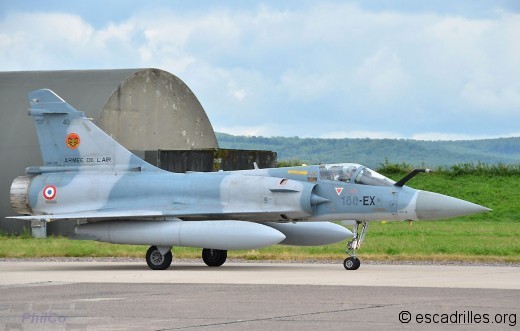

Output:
xmin=1 ymin=1 xmax=519 ymax=140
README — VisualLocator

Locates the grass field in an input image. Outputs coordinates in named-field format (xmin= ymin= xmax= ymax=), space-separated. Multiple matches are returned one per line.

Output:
xmin=1 ymin=220 xmax=518 ymax=263
xmin=1 ymin=166 xmax=519 ymax=262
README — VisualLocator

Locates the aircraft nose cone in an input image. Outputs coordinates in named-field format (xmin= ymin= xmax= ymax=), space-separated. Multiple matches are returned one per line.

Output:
xmin=415 ymin=191 xmax=490 ymax=220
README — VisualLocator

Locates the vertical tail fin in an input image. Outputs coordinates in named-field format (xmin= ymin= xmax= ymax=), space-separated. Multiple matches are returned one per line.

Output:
xmin=28 ymin=89 xmax=157 ymax=171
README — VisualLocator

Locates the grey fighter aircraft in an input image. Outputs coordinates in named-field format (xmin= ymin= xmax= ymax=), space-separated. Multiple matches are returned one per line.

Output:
xmin=9 ymin=89 xmax=490 ymax=270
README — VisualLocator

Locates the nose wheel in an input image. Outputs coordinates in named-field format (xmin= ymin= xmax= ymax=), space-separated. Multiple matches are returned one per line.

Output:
xmin=343 ymin=256 xmax=361 ymax=270
xmin=344 ymin=221 xmax=368 ymax=270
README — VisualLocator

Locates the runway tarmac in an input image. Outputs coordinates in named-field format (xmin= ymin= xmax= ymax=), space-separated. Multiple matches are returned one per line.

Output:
xmin=0 ymin=261 xmax=518 ymax=330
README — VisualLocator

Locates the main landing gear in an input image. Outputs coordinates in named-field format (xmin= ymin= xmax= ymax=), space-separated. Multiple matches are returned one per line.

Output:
xmin=344 ymin=221 xmax=368 ymax=271
xmin=146 ymin=246 xmax=173 ymax=270
xmin=145 ymin=246 xmax=228 ymax=270
xmin=202 ymin=248 xmax=228 ymax=267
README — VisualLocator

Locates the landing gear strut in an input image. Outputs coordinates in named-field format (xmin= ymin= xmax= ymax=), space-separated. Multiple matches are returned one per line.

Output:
xmin=202 ymin=248 xmax=227 ymax=267
xmin=146 ymin=246 xmax=173 ymax=270
xmin=344 ymin=221 xmax=368 ymax=270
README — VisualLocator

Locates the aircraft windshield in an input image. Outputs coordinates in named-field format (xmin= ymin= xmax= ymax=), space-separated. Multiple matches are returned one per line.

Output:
xmin=319 ymin=164 xmax=395 ymax=187
xmin=354 ymin=167 xmax=396 ymax=187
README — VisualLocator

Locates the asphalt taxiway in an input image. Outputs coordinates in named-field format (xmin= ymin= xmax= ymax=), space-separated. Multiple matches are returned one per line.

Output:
xmin=0 ymin=261 xmax=518 ymax=330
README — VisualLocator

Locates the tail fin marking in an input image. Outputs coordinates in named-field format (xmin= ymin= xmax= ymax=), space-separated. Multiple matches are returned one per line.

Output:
xmin=28 ymin=89 xmax=157 ymax=171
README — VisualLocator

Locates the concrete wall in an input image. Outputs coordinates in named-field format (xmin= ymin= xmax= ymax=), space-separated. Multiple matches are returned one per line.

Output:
xmin=0 ymin=69 xmax=218 ymax=234
xmin=98 ymin=69 xmax=218 ymax=153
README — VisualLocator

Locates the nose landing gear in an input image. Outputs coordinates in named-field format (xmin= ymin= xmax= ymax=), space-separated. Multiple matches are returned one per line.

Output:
xmin=343 ymin=256 xmax=360 ymax=270
xmin=344 ymin=221 xmax=368 ymax=270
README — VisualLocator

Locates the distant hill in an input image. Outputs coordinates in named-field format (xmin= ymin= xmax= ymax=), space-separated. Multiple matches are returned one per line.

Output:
xmin=216 ymin=133 xmax=520 ymax=168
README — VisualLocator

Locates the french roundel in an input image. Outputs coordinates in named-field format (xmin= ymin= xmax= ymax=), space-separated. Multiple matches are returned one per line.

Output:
xmin=43 ymin=185 xmax=57 ymax=200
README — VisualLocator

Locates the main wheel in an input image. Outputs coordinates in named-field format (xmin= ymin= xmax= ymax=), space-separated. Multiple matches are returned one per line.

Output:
xmin=146 ymin=246 xmax=173 ymax=270
xmin=202 ymin=248 xmax=227 ymax=267
xmin=343 ymin=257 xmax=361 ymax=270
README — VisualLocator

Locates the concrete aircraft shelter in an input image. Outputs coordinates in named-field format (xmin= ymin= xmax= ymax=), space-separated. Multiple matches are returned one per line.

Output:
xmin=0 ymin=69 xmax=218 ymax=234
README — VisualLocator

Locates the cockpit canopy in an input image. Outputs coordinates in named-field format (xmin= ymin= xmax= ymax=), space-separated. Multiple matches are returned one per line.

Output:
xmin=318 ymin=163 xmax=395 ymax=187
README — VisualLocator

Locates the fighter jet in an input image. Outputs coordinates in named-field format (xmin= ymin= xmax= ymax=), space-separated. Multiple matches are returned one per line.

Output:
xmin=9 ymin=89 xmax=490 ymax=270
